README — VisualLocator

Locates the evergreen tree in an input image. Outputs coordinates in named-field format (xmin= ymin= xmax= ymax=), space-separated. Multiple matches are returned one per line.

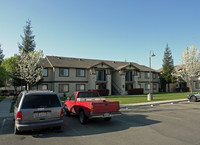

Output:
xmin=18 ymin=20 xmax=36 ymax=53
xmin=0 ymin=44 xmax=4 ymax=65
xmin=161 ymin=44 xmax=175 ymax=92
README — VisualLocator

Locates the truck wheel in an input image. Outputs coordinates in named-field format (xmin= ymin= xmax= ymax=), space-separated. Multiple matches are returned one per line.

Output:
xmin=190 ymin=96 xmax=197 ymax=102
xmin=79 ymin=111 xmax=87 ymax=124
xmin=104 ymin=117 xmax=112 ymax=121
xmin=64 ymin=106 xmax=70 ymax=116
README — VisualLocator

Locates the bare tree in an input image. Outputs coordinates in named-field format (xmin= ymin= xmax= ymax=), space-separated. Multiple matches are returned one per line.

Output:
xmin=174 ymin=45 xmax=200 ymax=92
xmin=17 ymin=49 xmax=43 ymax=90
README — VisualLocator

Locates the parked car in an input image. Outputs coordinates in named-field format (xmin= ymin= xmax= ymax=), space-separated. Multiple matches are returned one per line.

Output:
xmin=64 ymin=91 xmax=121 ymax=124
xmin=0 ymin=90 xmax=10 ymax=96
xmin=14 ymin=90 xmax=64 ymax=134
xmin=187 ymin=93 xmax=200 ymax=102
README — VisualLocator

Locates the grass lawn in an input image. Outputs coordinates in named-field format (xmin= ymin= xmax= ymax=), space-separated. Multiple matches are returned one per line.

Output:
xmin=105 ymin=92 xmax=191 ymax=104
xmin=59 ymin=92 xmax=191 ymax=105
xmin=0 ymin=96 xmax=6 ymax=102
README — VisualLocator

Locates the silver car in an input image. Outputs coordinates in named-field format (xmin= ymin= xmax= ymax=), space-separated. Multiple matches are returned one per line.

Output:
xmin=14 ymin=90 xmax=64 ymax=134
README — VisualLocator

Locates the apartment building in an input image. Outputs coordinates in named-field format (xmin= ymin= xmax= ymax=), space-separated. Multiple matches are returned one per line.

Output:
xmin=33 ymin=56 xmax=159 ymax=96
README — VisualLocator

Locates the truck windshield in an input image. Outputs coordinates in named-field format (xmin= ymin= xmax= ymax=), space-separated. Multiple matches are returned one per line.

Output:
xmin=78 ymin=92 xmax=99 ymax=98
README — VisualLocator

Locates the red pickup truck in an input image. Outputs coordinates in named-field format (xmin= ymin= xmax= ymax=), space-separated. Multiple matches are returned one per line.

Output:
xmin=63 ymin=91 xmax=121 ymax=124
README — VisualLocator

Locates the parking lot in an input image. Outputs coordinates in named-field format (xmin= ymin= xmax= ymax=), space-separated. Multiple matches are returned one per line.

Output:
xmin=0 ymin=101 xmax=200 ymax=145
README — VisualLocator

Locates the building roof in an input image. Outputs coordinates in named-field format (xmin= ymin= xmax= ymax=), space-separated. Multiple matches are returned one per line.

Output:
xmin=44 ymin=56 xmax=157 ymax=72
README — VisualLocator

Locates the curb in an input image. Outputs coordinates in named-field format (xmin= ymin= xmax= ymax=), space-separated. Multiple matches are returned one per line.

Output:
xmin=120 ymin=99 xmax=188 ymax=108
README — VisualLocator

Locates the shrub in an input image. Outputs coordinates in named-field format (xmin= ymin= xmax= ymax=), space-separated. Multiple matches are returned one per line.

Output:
xmin=88 ymin=89 xmax=109 ymax=96
xmin=181 ymin=87 xmax=189 ymax=92
xmin=128 ymin=88 xmax=144 ymax=95
xmin=175 ymin=88 xmax=180 ymax=92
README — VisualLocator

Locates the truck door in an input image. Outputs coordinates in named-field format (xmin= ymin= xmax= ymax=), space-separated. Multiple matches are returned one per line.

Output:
xmin=68 ymin=93 xmax=77 ymax=113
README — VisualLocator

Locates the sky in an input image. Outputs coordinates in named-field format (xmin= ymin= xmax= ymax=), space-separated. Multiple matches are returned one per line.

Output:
xmin=1 ymin=0 xmax=200 ymax=70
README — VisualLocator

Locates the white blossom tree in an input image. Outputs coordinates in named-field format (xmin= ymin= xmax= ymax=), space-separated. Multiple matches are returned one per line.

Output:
xmin=17 ymin=49 xmax=43 ymax=90
xmin=174 ymin=45 xmax=200 ymax=92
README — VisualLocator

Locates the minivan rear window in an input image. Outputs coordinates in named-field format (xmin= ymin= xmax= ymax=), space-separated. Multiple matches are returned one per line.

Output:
xmin=21 ymin=94 xmax=61 ymax=109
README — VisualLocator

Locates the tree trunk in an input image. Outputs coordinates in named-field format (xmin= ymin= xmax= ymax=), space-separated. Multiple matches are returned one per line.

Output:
xmin=167 ymin=83 xmax=170 ymax=92
xmin=27 ymin=83 xmax=29 ymax=91
xmin=189 ymin=80 xmax=193 ymax=93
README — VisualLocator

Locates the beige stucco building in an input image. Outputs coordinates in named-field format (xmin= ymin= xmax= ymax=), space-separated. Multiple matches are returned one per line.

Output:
xmin=33 ymin=56 xmax=159 ymax=96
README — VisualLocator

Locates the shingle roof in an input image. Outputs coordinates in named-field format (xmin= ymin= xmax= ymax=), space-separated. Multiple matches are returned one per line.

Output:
xmin=45 ymin=56 xmax=157 ymax=72
xmin=39 ymin=58 xmax=51 ymax=68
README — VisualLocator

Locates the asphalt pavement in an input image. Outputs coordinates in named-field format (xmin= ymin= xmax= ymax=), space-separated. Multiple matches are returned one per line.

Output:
xmin=0 ymin=96 xmax=13 ymax=118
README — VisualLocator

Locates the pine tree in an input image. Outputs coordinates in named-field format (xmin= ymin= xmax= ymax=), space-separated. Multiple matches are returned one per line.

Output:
xmin=18 ymin=20 xmax=36 ymax=53
xmin=0 ymin=44 xmax=4 ymax=65
xmin=161 ymin=44 xmax=175 ymax=92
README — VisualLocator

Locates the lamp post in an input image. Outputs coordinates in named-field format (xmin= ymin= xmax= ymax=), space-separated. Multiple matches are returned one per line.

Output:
xmin=147 ymin=50 xmax=155 ymax=101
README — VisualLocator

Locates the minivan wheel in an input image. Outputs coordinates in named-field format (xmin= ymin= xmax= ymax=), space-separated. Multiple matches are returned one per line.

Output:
xmin=79 ymin=111 xmax=87 ymax=124
xmin=64 ymin=106 xmax=70 ymax=116
xmin=190 ymin=96 xmax=197 ymax=102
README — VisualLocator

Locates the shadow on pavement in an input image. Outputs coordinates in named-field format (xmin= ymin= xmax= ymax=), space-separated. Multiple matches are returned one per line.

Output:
xmin=0 ymin=113 xmax=161 ymax=138
xmin=28 ymin=114 xmax=160 ymax=138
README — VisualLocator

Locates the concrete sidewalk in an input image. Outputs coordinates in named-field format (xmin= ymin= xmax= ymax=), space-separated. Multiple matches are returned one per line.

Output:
xmin=0 ymin=96 xmax=13 ymax=117
xmin=120 ymin=98 xmax=188 ymax=108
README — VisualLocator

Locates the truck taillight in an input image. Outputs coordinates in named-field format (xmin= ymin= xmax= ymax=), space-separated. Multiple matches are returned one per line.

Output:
xmin=60 ymin=108 xmax=64 ymax=117
xmin=90 ymin=105 xmax=94 ymax=112
xmin=16 ymin=111 xmax=22 ymax=120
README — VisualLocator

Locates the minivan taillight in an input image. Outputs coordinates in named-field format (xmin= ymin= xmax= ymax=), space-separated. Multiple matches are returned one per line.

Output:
xmin=16 ymin=111 xmax=22 ymax=120
xmin=60 ymin=108 xmax=64 ymax=117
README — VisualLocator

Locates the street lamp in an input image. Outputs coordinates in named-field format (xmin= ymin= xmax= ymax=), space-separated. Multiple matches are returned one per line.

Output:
xmin=147 ymin=50 xmax=155 ymax=101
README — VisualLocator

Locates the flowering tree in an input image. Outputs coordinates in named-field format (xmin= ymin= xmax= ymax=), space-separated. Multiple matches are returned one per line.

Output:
xmin=17 ymin=49 xmax=43 ymax=90
xmin=174 ymin=45 xmax=200 ymax=92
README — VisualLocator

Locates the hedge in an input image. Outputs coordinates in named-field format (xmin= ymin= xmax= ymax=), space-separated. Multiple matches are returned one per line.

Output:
xmin=128 ymin=88 xmax=144 ymax=95
xmin=88 ymin=89 xmax=109 ymax=96
xmin=181 ymin=87 xmax=189 ymax=92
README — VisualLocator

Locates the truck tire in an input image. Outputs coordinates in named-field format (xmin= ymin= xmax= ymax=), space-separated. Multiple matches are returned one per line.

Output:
xmin=64 ymin=105 xmax=70 ymax=116
xmin=104 ymin=117 xmax=112 ymax=121
xmin=79 ymin=111 xmax=87 ymax=124
xmin=190 ymin=96 xmax=197 ymax=102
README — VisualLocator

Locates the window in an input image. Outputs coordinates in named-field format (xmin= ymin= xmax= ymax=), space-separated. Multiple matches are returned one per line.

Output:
xmin=43 ymin=68 xmax=48 ymax=77
xmin=96 ymin=70 xmax=106 ymax=81
xmin=145 ymin=84 xmax=150 ymax=90
xmin=22 ymin=94 xmax=61 ymax=109
xmin=41 ymin=84 xmax=48 ymax=90
xmin=76 ymin=84 xmax=85 ymax=91
xmin=145 ymin=72 xmax=150 ymax=79
xmin=153 ymin=73 xmax=156 ymax=79
xmin=59 ymin=84 xmax=69 ymax=93
xmin=125 ymin=84 xmax=133 ymax=91
xmin=70 ymin=93 xmax=77 ymax=101
xmin=196 ymin=82 xmax=200 ymax=89
xmin=137 ymin=71 xmax=141 ymax=78
xmin=16 ymin=93 xmax=23 ymax=108
xmin=125 ymin=71 xmax=133 ymax=81
xmin=76 ymin=69 xmax=85 ymax=77
xmin=138 ymin=84 xmax=141 ymax=88
xmin=153 ymin=84 xmax=157 ymax=90
xmin=59 ymin=68 xmax=69 ymax=77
